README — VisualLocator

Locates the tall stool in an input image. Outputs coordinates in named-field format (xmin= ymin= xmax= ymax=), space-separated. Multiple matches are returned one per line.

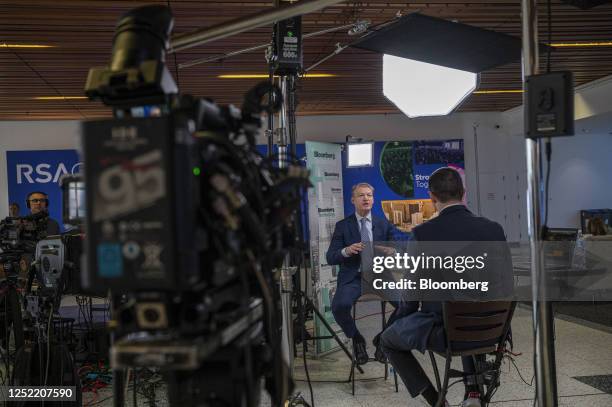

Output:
xmin=348 ymin=293 xmax=399 ymax=395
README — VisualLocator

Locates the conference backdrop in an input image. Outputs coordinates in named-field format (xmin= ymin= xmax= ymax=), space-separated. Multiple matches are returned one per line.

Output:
xmin=6 ymin=149 xmax=81 ymax=231
xmin=342 ymin=140 xmax=465 ymax=233
xmin=305 ymin=141 xmax=345 ymax=355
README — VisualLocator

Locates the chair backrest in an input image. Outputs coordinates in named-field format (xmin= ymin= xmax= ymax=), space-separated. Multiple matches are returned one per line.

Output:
xmin=443 ymin=301 xmax=515 ymax=346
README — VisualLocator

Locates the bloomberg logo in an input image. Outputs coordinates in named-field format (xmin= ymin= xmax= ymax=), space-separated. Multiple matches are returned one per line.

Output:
xmin=16 ymin=162 xmax=82 ymax=184
xmin=313 ymin=151 xmax=335 ymax=160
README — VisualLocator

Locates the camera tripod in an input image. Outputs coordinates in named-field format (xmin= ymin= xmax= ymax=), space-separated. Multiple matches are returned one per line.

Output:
xmin=292 ymin=272 xmax=364 ymax=375
xmin=0 ymin=258 xmax=26 ymax=355
xmin=9 ymin=264 xmax=83 ymax=406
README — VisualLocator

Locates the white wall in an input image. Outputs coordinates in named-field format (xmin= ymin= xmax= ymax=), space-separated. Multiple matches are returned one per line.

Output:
xmin=0 ymin=120 xmax=81 ymax=217
xmin=501 ymin=77 xmax=612 ymax=231
xmin=1 ymin=107 xmax=609 ymax=238
xmin=2 ymin=112 xmax=510 ymax=228
xmin=546 ymin=131 xmax=612 ymax=228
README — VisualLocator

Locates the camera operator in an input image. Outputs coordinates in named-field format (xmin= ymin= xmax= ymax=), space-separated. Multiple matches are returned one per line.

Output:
xmin=26 ymin=191 xmax=60 ymax=235
xmin=9 ymin=202 xmax=20 ymax=217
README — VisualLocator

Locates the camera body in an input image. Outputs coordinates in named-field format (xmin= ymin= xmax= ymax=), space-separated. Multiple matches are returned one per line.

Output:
xmin=81 ymin=114 xmax=197 ymax=293
xmin=0 ymin=212 xmax=49 ymax=251
xmin=79 ymin=5 xmax=306 ymax=404
xmin=34 ymin=232 xmax=85 ymax=296
xmin=0 ymin=212 xmax=49 ymax=279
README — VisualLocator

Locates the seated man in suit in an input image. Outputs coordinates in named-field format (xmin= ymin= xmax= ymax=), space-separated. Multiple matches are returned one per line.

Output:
xmin=381 ymin=168 xmax=509 ymax=407
xmin=326 ymin=182 xmax=400 ymax=365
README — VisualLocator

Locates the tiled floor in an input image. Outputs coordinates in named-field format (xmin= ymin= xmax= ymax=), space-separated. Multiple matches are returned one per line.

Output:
xmin=278 ymin=305 xmax=612 ymax=407
xmin=92 ymin=305 xmax=612 ymax=406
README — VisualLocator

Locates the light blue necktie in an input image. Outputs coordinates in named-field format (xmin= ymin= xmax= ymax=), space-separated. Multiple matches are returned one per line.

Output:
xmin=360 ymin=217 xmax=371 ymax=247
xmin=361 ymin=217 xmax=373 ymax=272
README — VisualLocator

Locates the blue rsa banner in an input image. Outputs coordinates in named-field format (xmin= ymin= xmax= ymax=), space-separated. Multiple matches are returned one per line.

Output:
xmin=6 ymin=150 xmax=81 ymax=230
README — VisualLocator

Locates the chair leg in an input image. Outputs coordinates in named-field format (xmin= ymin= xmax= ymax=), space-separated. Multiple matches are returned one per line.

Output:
xmin=351 ymin=359 xmax=356 ymax=396
xmin=474 ymin=355 xmax=486 ymax=399
xmin=435 ymin=356 xmax=452 ymax=407
xmin=381 ymin=301 xmax=388 ymax=381
xmin=429 ymin=351 xmax=442 ymax=392
xmin=393 ymin=367 xmax=399 ymax=392
xmin=352 ymin=302 xmax=356 ymax=395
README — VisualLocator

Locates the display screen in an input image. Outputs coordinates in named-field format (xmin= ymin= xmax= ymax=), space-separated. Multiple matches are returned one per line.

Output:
xmin=347 ymin=142 xmax=374 ymax=167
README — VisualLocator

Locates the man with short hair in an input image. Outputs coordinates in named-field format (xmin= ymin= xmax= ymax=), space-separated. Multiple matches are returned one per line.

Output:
xmin=326 ymin=182 xmax=400 ymax=365
xmin=26 ymin=191 xmax=60 ymax=235
xmin=8 ymin=203 xmax=20 ymax=218
xmin=381 ymin=167 xmax=509 ymax=407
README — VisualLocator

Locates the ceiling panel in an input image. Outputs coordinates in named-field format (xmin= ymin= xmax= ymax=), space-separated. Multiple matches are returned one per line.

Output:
xmin=1 ymin=0 xmax=611 ymax=120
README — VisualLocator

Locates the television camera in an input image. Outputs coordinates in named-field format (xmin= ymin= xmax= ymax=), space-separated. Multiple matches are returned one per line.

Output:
xmin=0 ymin=211 xmax=49 ymax=274
xmin=81 ymin=4 xmax=309 ymax=406
xmin=0 ymin=183 xmax=85 ymax=402
xmin=0 ymin=211 xmax=50 ymax=352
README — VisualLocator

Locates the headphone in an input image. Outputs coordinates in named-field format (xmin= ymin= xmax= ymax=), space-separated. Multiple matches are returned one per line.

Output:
xmin=26 ymin=191 xmax=50 ymax=209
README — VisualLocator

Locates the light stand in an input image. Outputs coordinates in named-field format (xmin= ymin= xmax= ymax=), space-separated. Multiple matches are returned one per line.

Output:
xmin=270 ymin=14 xmax=364 ymax=385
xmin=522 ymin=0 xmax=559 ymax=405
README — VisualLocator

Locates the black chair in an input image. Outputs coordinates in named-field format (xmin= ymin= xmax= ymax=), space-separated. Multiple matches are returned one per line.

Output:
xmin=429 ymin=301 xmax=516 ymax=407
xmin=348 ymin=293 xmax=399 ymax=395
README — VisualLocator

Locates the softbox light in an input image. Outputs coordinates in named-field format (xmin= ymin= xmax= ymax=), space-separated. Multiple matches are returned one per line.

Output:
xmin=352 ymin=13 xmax=523 ymax=117
xmin=383 ymin=55 xmax=477 ymax=118
xmin=352 ymin=13 xmax=523 ymax=73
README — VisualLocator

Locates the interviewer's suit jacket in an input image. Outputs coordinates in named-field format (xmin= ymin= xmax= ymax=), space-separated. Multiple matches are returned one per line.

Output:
xmin=394 ymin=204 xmax=509 ymax=352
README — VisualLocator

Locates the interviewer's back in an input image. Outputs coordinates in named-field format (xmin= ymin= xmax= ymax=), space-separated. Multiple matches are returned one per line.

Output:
xmin=412 ymin=205 xmax=506 ymax=243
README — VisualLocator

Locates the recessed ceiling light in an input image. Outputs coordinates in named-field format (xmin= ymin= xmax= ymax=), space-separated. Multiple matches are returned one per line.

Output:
xmin=473 ymin=90 xmax=524 ymax=94
xmin=33 ymin=96 xmax=88 ymax=100
xmin=1 ymin=43 xmax=55 ymax=49
xmin=218 ymin=73 xmax=336 ymax=79
xmin=550 ymin=41 xmax=612 ymax=48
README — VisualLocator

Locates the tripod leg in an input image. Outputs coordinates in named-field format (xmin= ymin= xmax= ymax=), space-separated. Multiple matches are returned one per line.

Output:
xmin=113 ymin=369 xmax=125 ymax=407
xmin=8 ymin=287 xmax=24 ymax=349
xmin=304 ymin=294 xmax=364 ymax=374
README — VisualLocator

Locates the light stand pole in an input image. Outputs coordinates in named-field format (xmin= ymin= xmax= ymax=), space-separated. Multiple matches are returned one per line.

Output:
xmin=272 ymin=2 xmax=301 ymax=377
xmin=522 ymin=0 xmax=558 ymax=405
xmin=277 ymin=73 xmax=295 ymax=373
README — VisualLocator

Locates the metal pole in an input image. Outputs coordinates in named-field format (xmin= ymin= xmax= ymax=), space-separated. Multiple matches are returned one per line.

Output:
xmin=305 ymin=43 xmax=349 ymax=72
xmin=170 ymin=0 xmax=347 ymax=53
xmin=287 ymin=75 xmax=297 ymax=157
xmin=473 ymin=123 xmax=482 ymax=216
xmin=277 ymin=75 xmax=295 ymax=374
xmin=278 ymin=77 xmax=289 ymax=167
xmin=280 ymin=265 xmax=294 ymax=374
xmin=179 ymin=22 xmax=357 ymax=69
xmin=522 ymin=0 xmax=558 ymax=405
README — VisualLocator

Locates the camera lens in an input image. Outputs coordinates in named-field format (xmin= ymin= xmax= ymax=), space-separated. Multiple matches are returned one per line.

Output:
xmin=110 ymin=5 xmax=174 ymax=71
xmin=143 ymin=308 xmax=160 ymax=323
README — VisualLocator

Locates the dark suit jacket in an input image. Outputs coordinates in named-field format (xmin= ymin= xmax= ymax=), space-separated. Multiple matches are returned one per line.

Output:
xmin=396 ymin=204 xmax=509 ymax=351
xmin=46 ymin=218 xmax=61 ymax=236
xmin=412 ymin=204 xmax=506 ymax=243
xmin=326 ymin=213 xmax=398 ymax=285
